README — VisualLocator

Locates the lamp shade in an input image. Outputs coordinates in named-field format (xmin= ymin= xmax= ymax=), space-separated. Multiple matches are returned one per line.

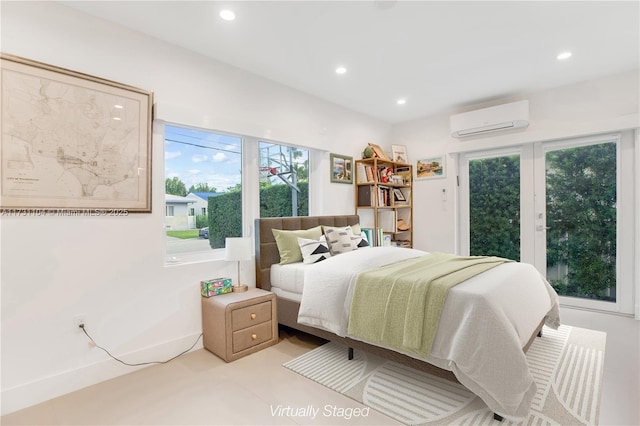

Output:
xmin=224 ymin=237 xmax=252 ymax=261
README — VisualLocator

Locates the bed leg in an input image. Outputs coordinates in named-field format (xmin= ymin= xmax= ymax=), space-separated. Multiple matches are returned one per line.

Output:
xmin=537 ymin=330 xmax=543 ymax=338
xmin=493 ymin=413 xmax=504 ymax=422
xmin=348 ymin=347 xmax=354 ymax=360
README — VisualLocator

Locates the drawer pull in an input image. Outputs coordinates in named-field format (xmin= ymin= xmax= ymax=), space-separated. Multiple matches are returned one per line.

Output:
xmin=250 ymin=313 xmax=257 ymax=320
xmin=251 ymin=333 xmax=257 ymax=340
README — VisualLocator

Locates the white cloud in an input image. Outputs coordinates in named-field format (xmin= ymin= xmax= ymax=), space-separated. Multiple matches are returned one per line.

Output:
xmin=212 ymin=152 xmax=228 ymax=162
xmin=192 ymin=154 xmax=208 ymax=163
xmin=165 ymin=151 xmax=182 ymax=160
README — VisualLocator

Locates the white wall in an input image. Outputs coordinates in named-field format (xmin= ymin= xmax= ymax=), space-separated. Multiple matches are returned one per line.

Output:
xmin=392 ymin=70 xmax=639 ymax=254
xmin=2 ymin=0 xmax=638 ymax=416
xmin=0 ymin=1 xmax=390 ymax=414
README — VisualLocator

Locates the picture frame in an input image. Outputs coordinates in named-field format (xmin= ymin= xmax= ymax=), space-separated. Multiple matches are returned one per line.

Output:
xmin=393 ymin=188 xmax=407 ymax=202
xmin=330 ymin=153 xmax=353 ymax=184
xmin=391 ymin=144 xmax=408 ymax=164
xmin=416 ymin=156 xmax=446 ymax=179
xmin=0 ymin=54 xmax=153 ymax=213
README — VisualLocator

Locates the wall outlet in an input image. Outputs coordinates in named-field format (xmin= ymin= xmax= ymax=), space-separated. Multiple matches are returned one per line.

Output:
xmin=73 ymin=314 xmax=87 ymax=330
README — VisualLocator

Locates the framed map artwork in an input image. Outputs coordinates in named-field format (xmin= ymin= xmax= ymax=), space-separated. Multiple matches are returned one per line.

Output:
xmin=0 ymin=54 xmax=153 ymax=213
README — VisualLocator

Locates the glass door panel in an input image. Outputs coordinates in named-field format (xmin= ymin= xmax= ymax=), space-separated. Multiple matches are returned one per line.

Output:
xmin=468 ymin=154 xmax=521 ymax=260
xmin=544 ymin=142 xmax=617 ymax=302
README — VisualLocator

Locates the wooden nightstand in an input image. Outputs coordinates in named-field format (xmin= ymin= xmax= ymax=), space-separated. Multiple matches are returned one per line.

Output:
xmin=201 ymin=288 xmax=278 ymax=362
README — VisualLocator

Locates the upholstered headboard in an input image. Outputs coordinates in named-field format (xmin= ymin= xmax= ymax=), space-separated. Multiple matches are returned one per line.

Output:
xmin=254 ymin=215 xmax=360 ymax=291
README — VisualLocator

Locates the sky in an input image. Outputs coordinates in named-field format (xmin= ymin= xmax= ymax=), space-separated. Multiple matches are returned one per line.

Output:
xmin=164 ymin=125 xmax=242 ymax=193
xmin=164 ymin=124 xmax=310 ymax=196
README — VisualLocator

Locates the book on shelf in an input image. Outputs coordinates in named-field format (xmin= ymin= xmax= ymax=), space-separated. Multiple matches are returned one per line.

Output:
xmin=377 ymin=186 xmax=391 ymax=206
xmin=360 ymin=228 xmax=374 ymax=246
xmin=357 ymin=185 xmax=375 ymax=207
xmin=356 ymin=162 xmax=368 ymax=183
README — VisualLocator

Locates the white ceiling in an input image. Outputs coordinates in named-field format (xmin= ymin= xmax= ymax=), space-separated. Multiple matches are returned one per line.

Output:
xmin=61 ymin=1 xmax=639 ymax=124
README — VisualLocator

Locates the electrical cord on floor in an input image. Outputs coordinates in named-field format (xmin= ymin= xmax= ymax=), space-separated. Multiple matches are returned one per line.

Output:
xmin=79 ymin=324 xmax=203 ymax=367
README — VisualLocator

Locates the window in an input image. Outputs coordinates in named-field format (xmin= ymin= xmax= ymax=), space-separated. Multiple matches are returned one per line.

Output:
xmin=164 ymin=124 xmax=242 ymax=257
xmin=258 ymin=141 xmax=309 ymax=218
xmin=459 ymin=132 xmax=635 ymax=314
xmin=165 ymin=206 xmax=174 ymax=217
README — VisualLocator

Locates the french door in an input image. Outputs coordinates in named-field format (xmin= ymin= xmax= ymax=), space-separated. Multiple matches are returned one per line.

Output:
xmin=459 ymin=133 xmax=633 ymax=313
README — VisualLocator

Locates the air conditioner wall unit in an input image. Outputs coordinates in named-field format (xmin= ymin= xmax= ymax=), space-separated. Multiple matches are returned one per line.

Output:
xmin=450 ymin=100 xmax=529 ymax=138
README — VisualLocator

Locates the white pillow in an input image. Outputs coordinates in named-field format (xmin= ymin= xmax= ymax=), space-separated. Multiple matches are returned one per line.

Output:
xmin=297 ymin=235 xmax=332 ymax=264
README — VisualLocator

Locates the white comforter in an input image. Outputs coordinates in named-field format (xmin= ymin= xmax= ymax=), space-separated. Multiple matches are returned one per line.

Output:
xmin=297 ymin=247 xmax=560 ymax=420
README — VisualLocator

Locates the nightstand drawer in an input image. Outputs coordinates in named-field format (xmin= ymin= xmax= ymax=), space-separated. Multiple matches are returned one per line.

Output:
xmin=231 ymin=301 xmax=272 ymax=331
xmin=232 ymin=321 xmax=273 ymax=353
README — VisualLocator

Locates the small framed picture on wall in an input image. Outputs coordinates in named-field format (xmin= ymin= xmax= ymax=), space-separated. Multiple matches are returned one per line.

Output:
xmin=330 ymin=153 xmax=353 ymax=184
xmin=416 ymin=156 xmax=446 ymax=179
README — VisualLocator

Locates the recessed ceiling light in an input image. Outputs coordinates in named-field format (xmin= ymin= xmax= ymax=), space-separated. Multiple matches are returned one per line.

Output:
xmin=220 ymin=10 xmax=235 ymax=21
xmin=397 ymin=98 xmax=407 ymax=105
xmin=335 ymin=66 xmax=347 ymax=74
xmin=557 ymin=51 xmax=572 ymax=60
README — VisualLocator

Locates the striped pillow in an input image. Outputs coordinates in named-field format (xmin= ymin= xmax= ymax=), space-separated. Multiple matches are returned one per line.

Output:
xmin=297 ymin=236 xmax=332 ymax=264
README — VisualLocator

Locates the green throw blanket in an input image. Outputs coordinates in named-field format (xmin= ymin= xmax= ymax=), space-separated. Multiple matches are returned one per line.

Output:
xmin=348 ymin=252 xmax=512 ymax=357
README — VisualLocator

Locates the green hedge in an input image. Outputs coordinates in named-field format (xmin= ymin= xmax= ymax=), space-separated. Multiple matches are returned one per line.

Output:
xmin=208 ymin=182 xmax=308 ymax=248
xmin=259 ymin=182 xmax=308 ymax=218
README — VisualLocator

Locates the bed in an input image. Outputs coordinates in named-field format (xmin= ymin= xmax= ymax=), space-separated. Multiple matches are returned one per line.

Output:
xmin=254 ymin=215 xmax=560 ymax=421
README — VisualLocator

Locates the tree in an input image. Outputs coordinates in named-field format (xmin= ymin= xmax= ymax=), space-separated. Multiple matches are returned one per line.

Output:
xmin=469 ymin=155 xmax=521 ymax=261
xmin=165 ymin=176 xmax=186 ymax=196
xmin=545 ymin=143 xmax=616 ymax=301
xmin=188 ymin=182 xmax=217 ymax=193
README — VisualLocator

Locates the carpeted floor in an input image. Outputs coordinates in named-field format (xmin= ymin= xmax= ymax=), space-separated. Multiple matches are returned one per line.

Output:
xmin=283 ymin=325 xmax=606 ymax=426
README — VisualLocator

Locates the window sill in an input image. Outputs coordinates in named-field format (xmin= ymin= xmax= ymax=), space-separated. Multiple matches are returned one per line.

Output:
xmin=165 ymin=249 xmax=225 ymax=266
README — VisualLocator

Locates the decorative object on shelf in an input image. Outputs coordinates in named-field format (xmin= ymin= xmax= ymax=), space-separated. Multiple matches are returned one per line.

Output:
xmin=395 ymin=166 xmax=412 ymax=184
xmin=393 ymin=188 xmax=407 ymax=202
xmin=0 ymin=54 xmax=153 ymax=213
xmin=362 ymin=145 xmax=374 ymax=159
xmin=200 ymin=277 xmax=232 ymax=297
xmin=416 ymin=156 xmax=446 ymax=179
xmin=391 ymin=144 xmax=408 ymax=164
xmin=225 ymin=237 xmax=252 ymax=292
xmin=330 ymin=153 xmax=353 ymax=184
xmin=367 ymin=143 xmax=390 ymax=160
xmin=397 ymin=219 xmax=410 ymax=231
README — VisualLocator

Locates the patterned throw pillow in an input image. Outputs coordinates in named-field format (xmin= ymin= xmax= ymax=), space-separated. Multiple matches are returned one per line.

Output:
xmin=323 ymin=226 xmax=358 ymax=255
xmin=354 ymin=231 xmax=370 ymax=248
xmin=297 ymin=236 xmax=332 ymax=264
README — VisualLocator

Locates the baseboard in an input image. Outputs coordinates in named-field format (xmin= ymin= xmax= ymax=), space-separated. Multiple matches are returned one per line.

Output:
xmin=1 ymin=332 xmax=203 ymax=416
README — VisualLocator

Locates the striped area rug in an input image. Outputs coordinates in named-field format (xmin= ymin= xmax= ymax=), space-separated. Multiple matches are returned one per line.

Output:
xmin=283 ymin=325 xmax=606 ymax=426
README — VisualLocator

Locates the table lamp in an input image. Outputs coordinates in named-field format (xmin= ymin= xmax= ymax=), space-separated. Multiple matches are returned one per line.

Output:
xmin=225 ymin=237 xmax=252 ymax=292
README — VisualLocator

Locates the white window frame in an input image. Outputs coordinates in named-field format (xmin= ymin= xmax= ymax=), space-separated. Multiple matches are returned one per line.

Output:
xmin=458 ymin=131 xmax=636 ymax=316
xmin=162 ymin=122 xmax=316 ymax=266
xmin=163 ymin=122 xmax=247 ymax=265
